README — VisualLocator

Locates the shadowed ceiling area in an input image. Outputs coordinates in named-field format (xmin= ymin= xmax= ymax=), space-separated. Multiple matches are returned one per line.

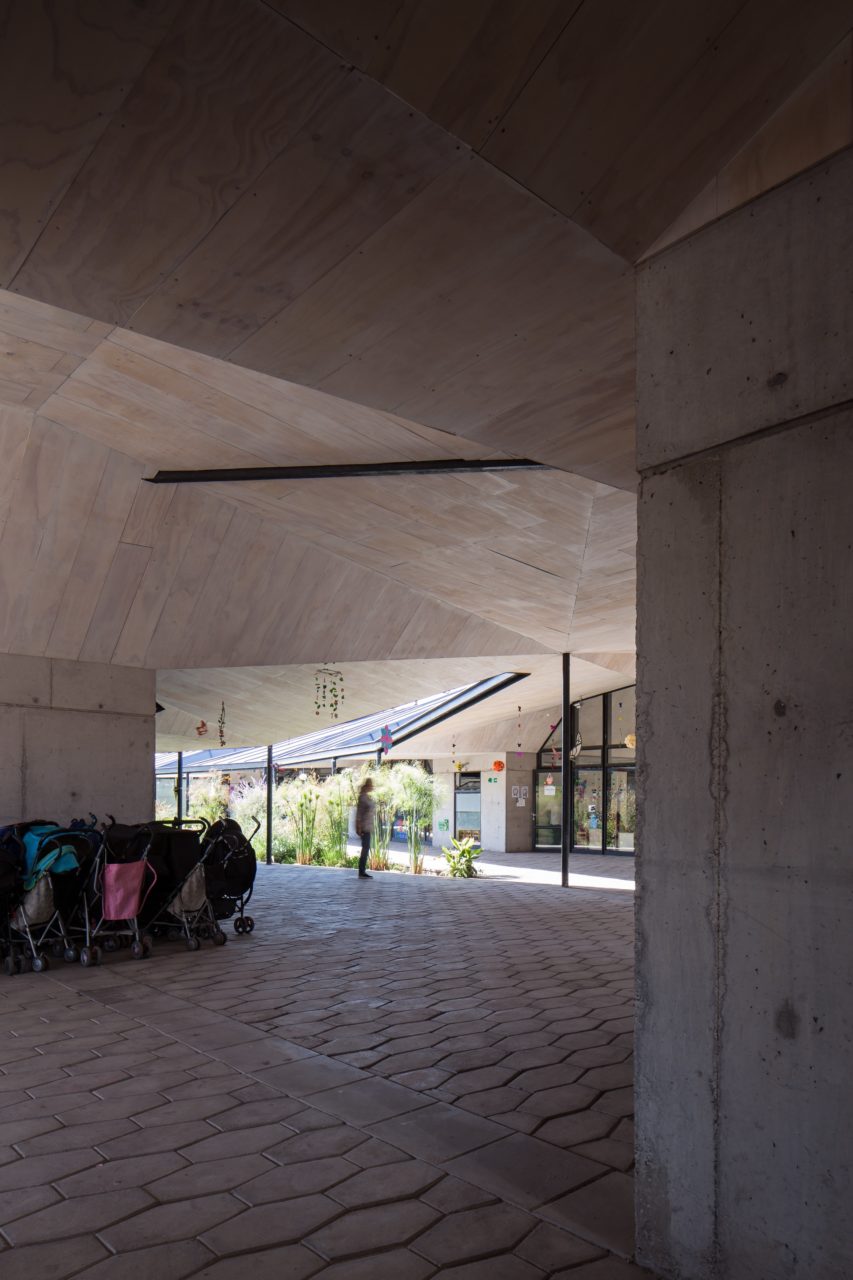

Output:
xmin=0 ymin=0 xmax=849 ymax=745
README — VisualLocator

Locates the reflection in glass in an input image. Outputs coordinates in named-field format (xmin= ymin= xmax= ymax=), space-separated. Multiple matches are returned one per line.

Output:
xmin=607 ymin=769 xmax=637 ymax=851
xmin=573 ymin=767 xmax=603 ymax=848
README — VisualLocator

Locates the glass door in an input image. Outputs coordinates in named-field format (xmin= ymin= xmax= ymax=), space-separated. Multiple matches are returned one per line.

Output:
xmin=534 ymin=771 xmax=561 ymax=847
xmin=573 ymin=767 xmax=604 ymax=849
xmin=606 ymin=767 xmax=636 ymax=852
xmin=455 ymin=773 xmax=481 ymax=841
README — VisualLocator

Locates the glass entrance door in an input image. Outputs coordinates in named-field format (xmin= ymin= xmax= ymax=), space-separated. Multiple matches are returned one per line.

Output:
xmin=607 ymin=768 xmax=636 ymax=852
xmin=455 ymin=773 xmax=481 ymax=841
xmin=573 ymin=767 xmax=604 ymax=849
xmin=534 ymin=771 xmax=561 ymax=847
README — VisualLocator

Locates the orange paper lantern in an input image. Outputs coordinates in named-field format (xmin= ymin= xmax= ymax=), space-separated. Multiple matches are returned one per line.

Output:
xmin=492 ymin=760 xmax=505 ymax=772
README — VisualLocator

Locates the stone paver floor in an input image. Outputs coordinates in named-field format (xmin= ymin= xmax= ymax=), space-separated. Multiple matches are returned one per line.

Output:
xmin=0 ymin=865 xmax=655 ymax=1279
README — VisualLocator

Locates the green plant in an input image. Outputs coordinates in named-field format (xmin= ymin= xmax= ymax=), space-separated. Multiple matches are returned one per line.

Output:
xmin=320 ymin=771 xmax=356 ymax=865
xmin=230 ymin=777 xmax=296 ymax=862
xmin=186 ymin=775 xmax=227 ymax=826
xmin=392 ymin=762 xmax=445 ymax=874
xmin=442 ymin=835 xmax=481 ymax=878
xmin=280 ymin=774 xmax=322 ymax=863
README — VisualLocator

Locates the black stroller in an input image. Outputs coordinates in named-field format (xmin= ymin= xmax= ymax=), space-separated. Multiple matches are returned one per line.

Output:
xmin=4 ymin=822 xmax=98 ymax=972
xmin=138 ymin=818 xmax=227 ymax=950
xmin=203 ymin=818 xmax=259 ymax=934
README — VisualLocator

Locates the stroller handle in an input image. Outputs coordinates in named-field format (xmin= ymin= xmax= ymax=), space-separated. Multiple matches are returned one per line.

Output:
xmin=163 ymin=817 xmax=209 ymax=833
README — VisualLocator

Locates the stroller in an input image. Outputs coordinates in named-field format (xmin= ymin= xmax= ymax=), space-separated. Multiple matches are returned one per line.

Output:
xmin=139 ymin=818 xmax=227 ymax=951
xmin=5 ymin=822 xmax=98 ymax=972
xmin=80 ymin=821 xmax=157 ymax=966
xmin=0 ymin=827 xmax=25 ymax=974
xmin=203 ymin=817 xmax=259 ymax=934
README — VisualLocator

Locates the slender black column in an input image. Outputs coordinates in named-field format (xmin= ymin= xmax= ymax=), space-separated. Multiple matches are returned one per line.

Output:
xmin=560 ymin=653 xmax=571 ymax=888
xmin=266 ymin=745 xmax=273 ymax=866
xmin=176 ymin=751 xmax=183 ymax=823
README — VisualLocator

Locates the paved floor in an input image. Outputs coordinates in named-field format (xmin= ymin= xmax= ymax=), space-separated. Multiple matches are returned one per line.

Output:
xmin=0 ymin=865 xmax=653 ymax=1279
xmin=384 ymin=846 xmax=636 ymax=892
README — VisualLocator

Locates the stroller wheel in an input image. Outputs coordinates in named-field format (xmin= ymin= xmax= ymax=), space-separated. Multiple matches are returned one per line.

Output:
xmin=233 ymin=918 xmax=245 ymax=935
xmin=31 ymin=954 xmax=50 ymax=973
xmin=103 ymin=937 xmax=119 ymax=953
xmin=80 ymin=946 xmax=98 ymax=968
xmin=50 ymin=940 xmax=64 ymax=959
xmin=130 ymin=940 xmax=145 ymax=960
xmin=186 ymin=937 xmax=201 ymax=952
xmin=18 ymin=953 xmax=32 ymax=974
xmin=142 ymin=939 xmax=153 ymax=958
xmin=213 ymin=930 xmax=227 ymax=947
xmin=244 ymin=916 xmax=255 ymax=933
xmin=64 ymin=946 xmax=80 ymax=964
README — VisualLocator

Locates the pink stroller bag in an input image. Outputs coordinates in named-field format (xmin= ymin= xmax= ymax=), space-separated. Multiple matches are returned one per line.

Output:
xmin=102 ymin=861 xmax=155 ymax=921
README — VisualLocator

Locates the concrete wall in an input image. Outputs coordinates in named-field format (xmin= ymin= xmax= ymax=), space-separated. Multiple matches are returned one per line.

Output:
xmin=0 ymin=653 xmax=155 ymax=825
xmin=430 ymin=753 xmax=536 ymax=853
xmin=504 ymin=756 xmax=536 ymax=852
xmin=635 ymin=148 xmax=853 ymax=1280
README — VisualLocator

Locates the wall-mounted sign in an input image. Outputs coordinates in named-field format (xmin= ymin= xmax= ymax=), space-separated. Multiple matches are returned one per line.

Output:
xmin=511 ymin=784 xmax=529 ymax=808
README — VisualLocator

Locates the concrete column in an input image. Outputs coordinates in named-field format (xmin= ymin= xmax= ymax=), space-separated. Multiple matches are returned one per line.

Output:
xmin=0 ymin=653 xmax=155 ymax=825
xmin=635 ymin=150 xmax=853 ymax=1280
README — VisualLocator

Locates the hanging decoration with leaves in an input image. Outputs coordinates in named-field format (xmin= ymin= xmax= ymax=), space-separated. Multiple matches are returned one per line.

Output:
xmin=379 ymin=725 xmax=393 ymax=756
xmin=549 ymin=722 xmax=560 ymax=768
xmin=195 ymin=720 xmax=208 ymax=738
xmin=516 ymin=704 xmax=524 ymax=757
xmin=451 ymin=737 xmax=457 ymax=770
xmin=218 ymin=701 xmax=227 ymax=747
xmin=314 ymin=666 xmax=345 ymax=719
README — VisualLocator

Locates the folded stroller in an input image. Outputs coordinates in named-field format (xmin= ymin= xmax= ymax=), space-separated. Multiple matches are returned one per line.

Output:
xmin=140 ymin=819 xmax=227 ymax=951
xmin=203 ymin=817 xmax=259 ymax=934
xmin=83 ymin=821 xmax=157 ymax=966
xmin=8 ymin=823 xmax=97 ymax=971
xmin=0 ymin=827 xmax=25 ymax=975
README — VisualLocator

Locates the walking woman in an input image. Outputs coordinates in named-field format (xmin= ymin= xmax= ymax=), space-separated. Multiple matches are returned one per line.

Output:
xmin=355 ymin=777 xmax=374 ymax=879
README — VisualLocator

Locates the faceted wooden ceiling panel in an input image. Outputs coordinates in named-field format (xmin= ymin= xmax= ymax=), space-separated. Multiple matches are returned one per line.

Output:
xmin=0 ymin=291 xmax=635 ymax=670
xmin=0 ymin=0 xmax=635 ymax=490
xmin=154 ymin=653 xmax=629 ymax=750
xmin=275 ymin=0 xmax=853 ymax=258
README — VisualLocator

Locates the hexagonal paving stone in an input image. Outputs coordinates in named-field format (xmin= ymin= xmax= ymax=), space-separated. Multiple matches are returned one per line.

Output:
xmin=148 ymin=1153 xmax=274 ymax=1200
xmin=412 ymin=1203 xmax=536 ymax=1266
xmin=519 ymin=1084 xmax=601 ymax=1118
xmin=188 ymin=1245 xmax=324 ymax=1280
xmin=71 ymin=1240 xmax=212 ymax=1280
xmin=178 ymin=1123 xmax=290 ymax=1163
xmin=5 ymin=1188 xmax=152 ymax=1245
xmin=329 ymin=1159 xmax=442 ymax=1207
xmin=100 ymin=1193 xmax=244 ymax=1252
xmin=265 ymin=1125 xmax=367 ymax=1163
xmin=444 ymin=1133 xmax=609 ymax=1209
xmin=0 ymin=1149 xmax=102 ymax=1191
xmin=237 ymin=1155 xmax=353 ymax=1204
xmin=515 ymin=1222 xmax=605 ymax=1271
xmin=57 ymin=1152 xmax=187 ymax=1195
xmin=306 ymin=1200 xmax=439 ymax=1260
xmin=317 ymin=1249 xmax=436 ymax=1280
xmin=438 ymin=1258 xmax=543 ymax=1279
xmin=0 ymin=1235 xmax=109 ymax=1280
xmin=201 ymin=1196 xmax=343 ymax=1255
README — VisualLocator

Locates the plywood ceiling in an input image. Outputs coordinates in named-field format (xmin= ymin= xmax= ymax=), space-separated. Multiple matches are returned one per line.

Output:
xmin=0 ymin=291 xmax=634 ymax=676
xmin=1 ymin=2 xmax=844 ymax=745
xmin=155 ymin=653 xmax=634 ymax=751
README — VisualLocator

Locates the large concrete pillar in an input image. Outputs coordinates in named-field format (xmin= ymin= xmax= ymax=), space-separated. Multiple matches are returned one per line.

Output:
xmin=0 ymin=653 xmax=155 ymax=824
xmin=635 ymin=150 xmax=853 ymax=1279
